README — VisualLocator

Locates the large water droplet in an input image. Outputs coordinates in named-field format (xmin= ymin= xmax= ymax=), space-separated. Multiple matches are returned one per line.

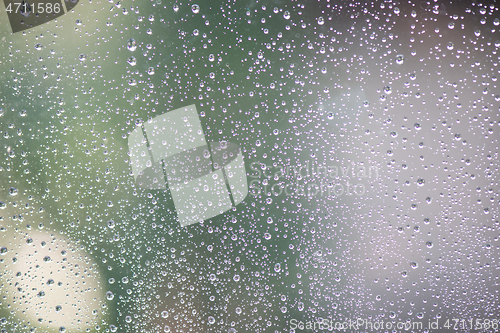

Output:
xmin=127 ymin=38 xmax=137 ymax=51
xmin=127 ymin=56 xmax=137 ymax=66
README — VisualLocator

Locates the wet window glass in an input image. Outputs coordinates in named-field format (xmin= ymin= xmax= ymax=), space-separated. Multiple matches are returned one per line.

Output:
xmin=0 ymin=1 xmax=499 ymax=332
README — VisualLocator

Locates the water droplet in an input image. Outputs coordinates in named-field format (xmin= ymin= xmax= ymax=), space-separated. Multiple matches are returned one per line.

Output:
xmin=78 ymin=54 xmax=86 ymax=62
xmin=208 ymin=54 xmax=215 ymax=62
xmin=0 ymin=247 xmax=7 ymax=255
xmin=107 ymin=220 xmax=115 ymax=228
xmin=383 ymin=85 xmax=392 ymax=94
xmin=417 ymin=178 xmax=425 ymax=186
xmin=317 ymin=16 xmax=324 ymax=25
xmin=106 ymin=291 xmax=114 ymax=300
xmin=274 ymin=263 xmax=281 ymax=272
xmin=297 ymin=302 xmax=304 ymax=311
xmin=191 ymin=4 xmax=199 ymax=13
xmin=127 ymin=38 xmax=137 ymax=51
xmin=208 ymin=316 xmax=215 ymax=324
xmin=283 ymin=11 xmax=290 ymax=19
xmin=395 ymin=54 xmax=404 ymax=65
xmin=55 ymin=305 xmax=62 ymax=312
xmin=127 ymin=56 xmax=137 ymax=66
xmin=426 ymin=241 xmax=433 ymax=248
xmin=35 ymin=43 xmax=43 ymax=51
xmin=193 ymin=29 xmax=199 ymax=36
xmin=173 ymin=3 xmax=179 ymax=12
xmin=161 ymin=311 xmax=168 ymax=318
xmin=233 ymin=274 xmax=240 ymax=282
xmin=410 ymin=261 xmax=418 ymax=269
xmin=147 ymin=67 xmax=155 ymax=75
xmin=9 ymin=187 xmax=18 ymax=196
